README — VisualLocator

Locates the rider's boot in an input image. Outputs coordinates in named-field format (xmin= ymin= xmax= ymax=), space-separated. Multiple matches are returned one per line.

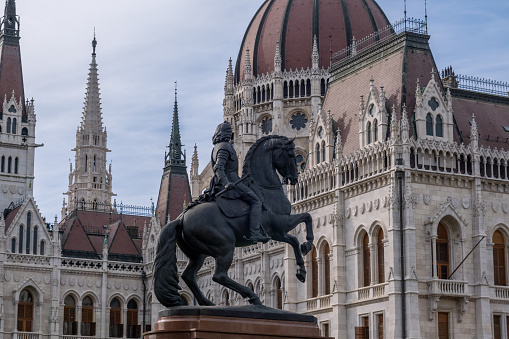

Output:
xmin=243 ymin=197 xmax=270 ymax=244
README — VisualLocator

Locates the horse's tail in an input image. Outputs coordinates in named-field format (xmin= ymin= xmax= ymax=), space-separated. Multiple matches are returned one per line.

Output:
xmin=153 ymin=218 xmax=183 ymax=307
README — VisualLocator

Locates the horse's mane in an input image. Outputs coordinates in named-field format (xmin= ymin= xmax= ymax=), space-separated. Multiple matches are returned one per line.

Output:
xmin=242 ymin=135 xmax=289 ymax=178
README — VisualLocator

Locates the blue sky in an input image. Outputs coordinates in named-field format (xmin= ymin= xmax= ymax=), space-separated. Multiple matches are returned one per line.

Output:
xmin=12 ymin=0 xmax=509 ymax=221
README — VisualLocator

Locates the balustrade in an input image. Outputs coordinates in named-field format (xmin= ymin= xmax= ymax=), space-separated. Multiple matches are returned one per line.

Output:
xmin=427 ymin=279 xmax=468 ymax=296
xmin=306 ymin=294 xmax=332 ymax=311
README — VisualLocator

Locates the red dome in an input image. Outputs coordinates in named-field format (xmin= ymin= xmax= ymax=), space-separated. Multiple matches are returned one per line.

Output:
xmin=235 ymin=0 xmax=391 ymax=83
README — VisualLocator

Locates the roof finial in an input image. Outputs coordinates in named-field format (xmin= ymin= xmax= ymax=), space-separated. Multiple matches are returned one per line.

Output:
xmin=175 ymin=80 xmax=177 ymax=103
xmin=92 ymin=28 xmax=97 ymax=55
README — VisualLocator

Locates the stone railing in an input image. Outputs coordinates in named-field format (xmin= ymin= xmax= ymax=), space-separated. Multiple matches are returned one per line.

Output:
xmin=357 ymin=283 xmax=387 ymax=301
xmin=60 ymin=336 xmax=96 ymax=339
xmin=289 ymin=162 xmax=336 ymax=203
xmin=306 ymin=294 xmax=332 ymax=311
xmin=493 ymin=285 xmax=509 ymax=299
xmin=6 ymin=254 xmax=51 ymax=266
xmin=14 ymin=332 xmax=41 ymax=339
xmin=61 ymin=258 xmax=103 ymax=271
xmin=427 ymin=279 xmax=468 ymax=296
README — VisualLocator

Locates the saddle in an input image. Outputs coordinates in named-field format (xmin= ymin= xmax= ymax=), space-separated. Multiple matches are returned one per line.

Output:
xmin=215 ymin=196 xmax=250 ymax=218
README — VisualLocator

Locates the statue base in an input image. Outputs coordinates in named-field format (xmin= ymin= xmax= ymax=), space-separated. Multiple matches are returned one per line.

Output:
xmin=145 ymin=305 xmax=331 ymax=339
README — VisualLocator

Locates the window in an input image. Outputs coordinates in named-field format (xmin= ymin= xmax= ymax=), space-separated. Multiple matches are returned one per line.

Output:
xmin=376 ymin=313 xmax=384 ymax=339
xmin=367 ymin=121 xmax=372 ymax=144
xmin=17 ymin=289 xmax=34 ymax=332
xmin=363 ymin=233 xmax=371 ymax=286
xmin=493 ymin=315 xmax=501 ymax=339
xmin=438 ymin=312 xmax=449 ymax=339
xmin=21 ymin=127 xmax=28 ymax=136
xmin=7 ymin=117 xmax=11 ymax=133
xmin=426 ymin=113 xmax=433 ymax=136
xmin=33 ymin=227 xmax=37 ymax=255
xmin=127 ymin=300 xmax=140 ymax=338
xmin=428 ymin=97 xmax=439 ymax=111
xmin=377 ymin=230 xmax=385 ymax=283
xmin=1 ymin=156 xmax=4 ymax=172
xmin=374 ymin=119 xmax=378 ymax=142
xmin=63 ymin=295 xmax=77 ymax=335
xmin=290 ymin=112 xmax=307 ymax=130
xmin=321 ymin=322 xmax=330 ymax=337
xmin=93 ymin=155 xmax=96 ymax=172
xmin=355 ymin=316 xmax=369 ymax=339
xmin=15 ymin=157 xmax=18 ymax=174
xmin=11 ymin=238 xmax=16 ymax=253
xmin=19 ymin=225 xmax=23 ymax=253
xmin=26 ymin=212 xmax=31 ymax=254
xmin=321 ymin=141 xmax=326 ymax=164
xmin=82 ymin=296 xmax=95 ymax=336
xmin=85 ymin=154 xmax=88 ymax=172
xmin=274 ymin=277 xmax=283 ymax=309
xmin=8 ymin=156 xmax=12 ymax=173
xmin=222 ymin=290 xmax=230 ymax=306
xmin=316 ymin=143 xmax=320 ymax=164
xmin=40 ymin=240 xmax=45 ymax=255
xmin=311 ymin=245 xmax=318 ymax=297
xmin=437 ymin=223 xmax=449 ymax=279
xmin=12 ymin=118 xmax=17 ymax=134
xmin=109 ymin=298 xmax=123 ymax=338
xmin=261 ymin=117 xmax=272 ymax=135
xmin=436 ymin=115 xmax=443 ymax=137
xmin=493 ymin=230 xmax=506 ymax=286
xmin=323 ymin=242 xmax=331 ymax=294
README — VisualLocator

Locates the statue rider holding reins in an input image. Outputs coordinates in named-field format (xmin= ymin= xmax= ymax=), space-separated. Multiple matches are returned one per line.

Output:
xmin=207 ymin=121 xmax=270 ymax=244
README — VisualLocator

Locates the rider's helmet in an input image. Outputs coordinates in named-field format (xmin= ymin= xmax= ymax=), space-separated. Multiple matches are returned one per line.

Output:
xmin=212 ymin=121 xmax=233 ymax=144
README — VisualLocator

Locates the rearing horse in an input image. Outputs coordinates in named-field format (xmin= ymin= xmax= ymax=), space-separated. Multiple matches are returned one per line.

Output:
xmin=154 ymin=135 xmax=313 ymax=307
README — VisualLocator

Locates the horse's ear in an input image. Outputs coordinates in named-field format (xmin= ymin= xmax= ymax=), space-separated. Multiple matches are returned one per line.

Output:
xmin=285 ymin=137 xmax=295 ymax=145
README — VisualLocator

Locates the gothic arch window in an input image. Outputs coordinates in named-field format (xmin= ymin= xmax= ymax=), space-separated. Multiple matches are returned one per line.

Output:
xmin=311 ymin=245 xmax=318 ymax=298
xmin=222 ymin=290 xmax=230 ymax=306
xmin=1 ymin=155 xmax=4 ymax=172
xmin=22 ymin=127 xmax=28 ymax=136
xmin=289 ymin=80 xmax=294 ymax=98
xmin=63 ymin=295 xmax=77 ymax=335
xmin=436 ymin=223 xmax=449 ymax=279
xmin=12 ymin=118 xmax=17 ymax=134
xmin=426 ymin=113 xmax=433 ymax=136
xmin=40 ymin=240 xmax=45 ymax=255
xmin=373 ymin=119 xmax=379 ymax=142
xmin=93 ymin=155 xmax=96 ymax=172
xmin=300 ymin=79 xmax=305 ymax=97
xmin=26 ymin=212 xmax=31 ymax=254
xmin=322 ymin=242 xmax=331 ymax=295
xmin=15 ymin=157 xmax=18 ymax=174
xmin=377 ymin=229 xmax=385 ymax=283
xmin=127 ymin=299 xmax=140 ymax=338
xmin=362 ymin=232 xmax=371 ymax=287
xmin=82 ymin=296 xmax=95 ymax=336
xmin=320 ymin=78 xmax=326 ymax=96
xmin=436 ymin=115 xmax=443 ymax=137
xmin=321 ymin=141 xmax=326 ymax=164
xmin=306 ymin=79 xmax=311 ymax=96
xmin=19 ymin=225 xmax=23 ymax=253
xmin=85 ymin=154 xmax=88 ymax=173
xmin=7 ymin=117 xmax=11 ymax=133
xmin=109 ymin=298 xmax=122 ymax=338
xmin=11 ymin=237 xmax=16 ymax=253
xmin=33 ymin=226 xmax=37 ymax=255
xmin=316 ymin=143 xmax=320 ymax=164
xmin=493 ymin=230 xmax=506 ymax=286
xmin=274 ymin=276 xmax=283 ymax=309
xmin=17 ymin=289 xmax=34 ymax=332
xmin=262 ymin=85 xmax=266 ymax=102
xmin=367 ymin=121 xmax=372 ymax=144
xmin=8 ymin=156 xmax=12 ymax=173
xmin=283 ymin=81 xmax=288 ymax=99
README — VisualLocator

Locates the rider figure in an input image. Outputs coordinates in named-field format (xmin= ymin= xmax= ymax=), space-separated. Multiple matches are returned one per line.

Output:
xmin=209 ymin=121 xmax=270 ymax=244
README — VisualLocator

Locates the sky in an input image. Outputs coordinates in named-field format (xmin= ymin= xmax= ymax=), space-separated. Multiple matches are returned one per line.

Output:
xmin=10 ymin=0 xmax=509 ymax=222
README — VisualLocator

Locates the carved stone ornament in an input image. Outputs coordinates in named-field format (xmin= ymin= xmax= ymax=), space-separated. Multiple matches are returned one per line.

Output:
xmin=367 ymin=201 xmax=373 ymax=212
xmin=451 ymin=197 xmax=459 ymax=209
xmin=360 ymin=203 xmax=365 ymax=214
xmin=353 ymin=206 xmax=358 ymax=216
xmin=374 ymin=199 xmax=380 ymax=210
xmin=423 ymin=194 xmax=431 ymax=205
xmin=492 ymin=201 xmax=499 ymax=213
xmin=428 ymin=295 xmax=440 ymax=320
xmin=462 ymin=198 xmax=470 ymax=209
xmin=346 ymin=208 xmax=351 ymax=218
xmin=503 ymin=203 xmax=509 ymax=214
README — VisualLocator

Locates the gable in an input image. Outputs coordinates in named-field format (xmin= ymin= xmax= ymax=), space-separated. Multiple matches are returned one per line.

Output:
xmin=109 ymin=221 xmax=140 ymax=256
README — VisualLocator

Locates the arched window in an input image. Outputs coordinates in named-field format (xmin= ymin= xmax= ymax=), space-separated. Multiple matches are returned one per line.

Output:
xmin=222 ymin=290 xmax=230 ymax=306
xmin=8 ymin=156 xmax=12 ymax=173
xmin=63 ymin=295 xmax=77 ymax=335
xmin=93 ymin=155 xmax=96 ymax=172
xmin=436 ymin=223 xmax=449 ymax=279
xmin=493 ymin=230 xmax=506 ymax=286
xmin=26 ymin=212 xmax=31 ymax=254
xmin=377 ymin=230 xmax=385 ymax=283
xmin=127 ymin=299 xmax=140 ymax=338
xmin=82 ymin=296 xmax=95 ymax=336
xmin=11 ymin=238 xmax=16 ymax=253
xmin=311 ymin=245 xmax=318 ymax=298
xmin=283 ymin=81 xmax=288 ymax=99
xmin=21 ymin=127 xmax=28 ymax=136
xmin=33 ymin=226 xmax=38 ymax=255
xmin=7 ymin=117 xmax=11 ymax=133
xmin=321 ymin=141 xmax=326 ymax=164
xmin=436 ymin=115 xmax=443 ymax=137
xmin=12 ymin=118 xmax=17 ymax=134
xmin=362 ymin=233 xmax=371 ymax=286
xmin=274 ymin=277 xmax=283 ymax=309
xmin=316 ymin=143 xmax=320 ymax=164
xmin=323 ymin=242 xmax=331 ymax=295
xmin=1 ymin=156 xmax=4 ymax=172
xmin=109 ymin=298 xmax=122 ymax=338
xmin=85 ymin=154 xmax=88 ymax=173
xmin=19 ymin=225 xmax=23 ymax=253
xmin=40 ymin=240 xmax=45 ymax=255
xmin=15 ymin=157 xmax=18 ymax=174
xmin=426 ymin=113 xmax=433 ymax=136
xmin=17 ymin=289 xmax=34 ymax=332
xmin=373 ymin=119 xmax=378 ymax=142
xmin=367 ymin=121 xmax=372 ymax=144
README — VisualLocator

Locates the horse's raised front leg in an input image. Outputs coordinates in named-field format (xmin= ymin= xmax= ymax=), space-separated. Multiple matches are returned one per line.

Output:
xmin=285 ymin=212 xmax=314 ymax=256
xmin=272 ymin=233 xmax=307 ymax=283
xmin=212 ymin=251 xmax=262 ymax=305
xmin=181 ymin=254 xmax=215 ymax=306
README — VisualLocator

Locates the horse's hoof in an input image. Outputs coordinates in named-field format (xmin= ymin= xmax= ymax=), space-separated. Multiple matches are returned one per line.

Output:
xmin=300 ymin=242 xmax=312 ymax=255
xmin=296 ymin=268 xmax=306 ymax=283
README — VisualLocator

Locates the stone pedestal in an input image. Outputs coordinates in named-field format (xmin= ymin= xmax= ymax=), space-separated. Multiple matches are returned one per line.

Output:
xmin=145 ymin=305 xmax=331 ymax=339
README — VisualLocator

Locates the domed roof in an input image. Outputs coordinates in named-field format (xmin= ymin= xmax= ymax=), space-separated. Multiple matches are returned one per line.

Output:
xmin=235 ymin=0 xmax=391 ymax=83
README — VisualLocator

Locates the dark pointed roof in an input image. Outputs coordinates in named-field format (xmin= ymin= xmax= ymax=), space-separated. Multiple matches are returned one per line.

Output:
xmin=166 ymin=82 xmax=185 ymax=168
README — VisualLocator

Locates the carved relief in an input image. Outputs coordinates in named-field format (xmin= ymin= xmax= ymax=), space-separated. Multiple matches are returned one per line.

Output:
xmin=462 ymin=198 xmax=470 ymax=209
xmin=423 ymin=195 xmax=431 ymax=205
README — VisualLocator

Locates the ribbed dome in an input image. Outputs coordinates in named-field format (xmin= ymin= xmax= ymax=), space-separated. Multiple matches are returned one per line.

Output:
xmin=235 ymin=0 xmax=391 ymax=83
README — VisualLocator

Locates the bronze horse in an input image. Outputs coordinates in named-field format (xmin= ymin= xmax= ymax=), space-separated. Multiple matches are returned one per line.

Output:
xmin=154 ymin=135 xmax=314 ymax=307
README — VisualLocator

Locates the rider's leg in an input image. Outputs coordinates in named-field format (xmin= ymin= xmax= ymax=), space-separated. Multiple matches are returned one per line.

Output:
xmin=237 ymin=183 xmax=269 ymax=243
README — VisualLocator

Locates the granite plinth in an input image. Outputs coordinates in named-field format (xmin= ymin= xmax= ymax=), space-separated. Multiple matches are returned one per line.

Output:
xmin=145 ymin=305 xmax=331 ymax=339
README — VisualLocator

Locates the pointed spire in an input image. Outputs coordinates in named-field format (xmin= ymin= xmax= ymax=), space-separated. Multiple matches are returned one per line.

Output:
xmin=191 ymin=144 xmax=199 ymax=177
xmin=92 ymin=28 xmax=97 ymax=55
xmin=415 ymin=78 xmax=422 ymax=105
xmin=390 ymin=104 xmax=398 ymax=141
xmin=312 ymin=35 xmax=319 ymax=69
xmin=244 ymin=48 xmax=252 ymax=80
xmin=166 ymin=81 xmax=185 ymax=168
xmin=470 ymin=113 xmax=479 ymax=151
xmin=274 ymin=39 xmax=282 ymax=72
xmin=400 ymin=105 xmax=409 ymax=142
xmin=81 ymin=31 xmax=104 ymax=134
xmin=1 ymin=0 xmax=19 ymax=38
xmin=335 ymin=128 xmax=343 ymax=160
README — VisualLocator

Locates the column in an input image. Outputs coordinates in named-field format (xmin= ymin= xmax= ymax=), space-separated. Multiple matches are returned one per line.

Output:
xmin=432 ymin=236 xmax=437 ymax=278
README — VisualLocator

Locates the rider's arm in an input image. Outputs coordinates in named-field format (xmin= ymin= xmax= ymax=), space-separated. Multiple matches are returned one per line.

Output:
xmin=213 ymin=149 xmax=234 ymax=189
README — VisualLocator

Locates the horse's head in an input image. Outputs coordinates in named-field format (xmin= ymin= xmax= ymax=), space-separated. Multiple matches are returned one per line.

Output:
xmin=273 ymin=138 xmax=299 ymax=185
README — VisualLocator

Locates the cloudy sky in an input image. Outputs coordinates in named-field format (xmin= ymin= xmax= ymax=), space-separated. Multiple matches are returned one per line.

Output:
xmin=11 ymin=0 xmax=509 ymax=221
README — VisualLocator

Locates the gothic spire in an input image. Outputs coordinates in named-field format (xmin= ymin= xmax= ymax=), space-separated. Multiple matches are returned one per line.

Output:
xmin=165 ymin=81 xmax=185 ymax=168
xmin=81 ymin=32 xmax=104 ymax=135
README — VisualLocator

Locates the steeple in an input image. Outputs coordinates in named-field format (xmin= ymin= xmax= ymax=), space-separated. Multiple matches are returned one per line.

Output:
xmin=65 ymin=33 xmax=115 ymax=213
xmin=155 ymin=82 xmax=191 ymax=226
xmin=1 ymin=0 xmax=19 ymax=41
xmin=165 ymin=82 xmax=185 ymax=168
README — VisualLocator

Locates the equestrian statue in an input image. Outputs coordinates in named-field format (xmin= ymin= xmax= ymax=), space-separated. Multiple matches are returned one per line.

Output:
xmin=154 ymin=122 xmax=314 ymax=307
